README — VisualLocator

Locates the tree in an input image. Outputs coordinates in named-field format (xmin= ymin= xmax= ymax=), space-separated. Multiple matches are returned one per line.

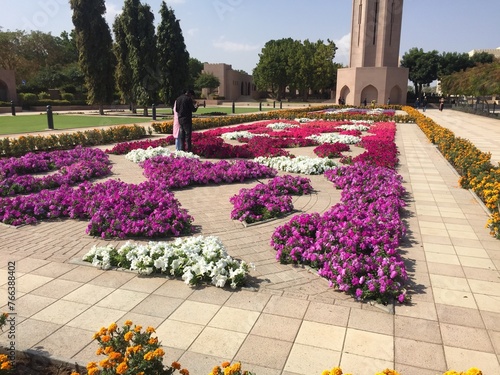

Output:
xmin=114 ymin=0 xmax=157 ymax=115
xmin=441 ymin=61 xmax=500 ymax=98
xmin=195 ymin=73 xmax=220 ymax=98
xmin=401 ymin=47 xmax=440 ymax=99
xmin=253 ymin=38 xmax=296 ymax=100
xmin=470 ymin=52 xmax=495 ymax=65
xmin=157 ymin=1 xmax=190 ymax=106
xmin=187 ymin=58 xmax=205 ymax=91
xmin=70 ymin=0 xmax=115 ymax=115
xmin=438 ymin=51 xmax=473 ymax=78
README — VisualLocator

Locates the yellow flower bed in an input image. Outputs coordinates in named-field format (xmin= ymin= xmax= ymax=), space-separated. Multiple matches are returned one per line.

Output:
xmin=403 ymin=106 xmax=500 ymax=239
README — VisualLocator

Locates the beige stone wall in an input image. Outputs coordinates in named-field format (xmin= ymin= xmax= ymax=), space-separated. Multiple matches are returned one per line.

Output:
xmin=0 ymin=69 xmax=17 ymax=103
xmin=202 ymin=63 xmax=255 ymax=101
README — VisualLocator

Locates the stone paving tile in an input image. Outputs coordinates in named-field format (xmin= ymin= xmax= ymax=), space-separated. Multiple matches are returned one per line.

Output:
xmin=189 ymin=326 xmax=247 ymax=359
xmin=208 ymin=303 xmax=261 ymax=330
xmin=31 ymin=299 xmax=91 ymax=325
xmin=295 ymin=321 xmax=346 ymax=351
xmin=394 ymin=315 xmax=442 ymax=344
xmin=31 ymin=325 xmax=94 ymax=360
xmin=395 ymin=337 xmax=447 ymax=371
xmin=284 ymin=343 xmax=341 ymax=375
xmin=340 ymin=353 xmax=394 ymax=375
xmin=444 ymin=346 xmax=500 ymax=374
xmin=235 ymin=335 xmax=293 ymax=370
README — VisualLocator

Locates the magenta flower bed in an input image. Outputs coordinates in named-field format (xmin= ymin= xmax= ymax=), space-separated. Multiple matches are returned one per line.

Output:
xmin=313 ymin=142 xmax=350 ymax=158
xmin=271 ymin=163 xmax=408 ymax=304
xmin=0 ymin=147 xmax=112 ymax=196
xmin=141 ymin=156 xmax=277 ymax=188
xmin=230 ymin=175 xmax=313 ymax=223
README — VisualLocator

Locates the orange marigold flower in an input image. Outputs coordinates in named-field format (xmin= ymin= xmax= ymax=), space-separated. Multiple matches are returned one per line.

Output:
xmin=124 ymin=320 xmax=133 ymax=326
xmin=100 ymin=335 xmax=111 ymax=343
xmin=171 ymin=361 xmax=182 ymax=370
xmin=148 ymin=337 xmax=158 ymax=345
xmin=99 ymin=359 xmax=112 ymax=368
xmin=134 ymin=325 xmax=143 ymax=332
xmin=96 ymin=347 xmax=103 ymax=355
xmin=86 ymin=362 xmax=98 ymax=370
xmin=153 ymin=348 xmax=165 ymax=357
xmin=231 ymin=362 xmax=241 ymax=372
xmin=180 ymin=369 xmax=190 ymax=375
xmin=211 ymin=366 xmax=221 ymax=375
xmin=88 ymin=368 xmax=99 ymax=375
xmin=146 ymin=326 xmax=155 ymax=333
xmin=124 ymin=331 xmax=134 ymax=341
xmin=144 ymin=351 xmax=154 ymax=361
xmin=0 ymin=355 xmax=8 ymax=362
xmin=116 ymin=362 xmax=128 ymax=374
xmin=221 ymin=361 xmax=231 ymax=368
xmin=104 ymin=346 xmax=113 ymax=354
xmin=1 ymin=361 xmax=12 ymax=370
xmin=108 ymin=322 xmax=117 ymax=333
xmin=108 ymin=351 xmax=122 ymax=361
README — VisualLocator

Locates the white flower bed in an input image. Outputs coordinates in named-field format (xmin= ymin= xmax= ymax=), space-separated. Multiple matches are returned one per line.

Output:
xmin=294 ymin=117 xmax=319 ymax=123
xmin=254 ymin=155 xmax=337 ymax=175
xmin=336 ymin=124 xmax=370 ymax=131
xmin=221 ymin=131 xmax=269 ymax=140
xmin=266 ymin=122 xmax=300 ymax=129
xmin=125 ymin=146 xmax=199 ymax=163
xmin=306 ymin=133 xmax=361 ymax=145
xmin=83 ymin=235 xmax=252 ymax=289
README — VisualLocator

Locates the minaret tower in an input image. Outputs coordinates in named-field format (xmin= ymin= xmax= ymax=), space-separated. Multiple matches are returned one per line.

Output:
xmin=336 ymin=0 xmax=408 ymax=105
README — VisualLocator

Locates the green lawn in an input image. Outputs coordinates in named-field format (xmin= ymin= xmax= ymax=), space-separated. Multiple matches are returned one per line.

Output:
xmin=0 ymin=106 xmax=269 ymax=135
xmin=0 ymin=114 xmax=153 ymax=135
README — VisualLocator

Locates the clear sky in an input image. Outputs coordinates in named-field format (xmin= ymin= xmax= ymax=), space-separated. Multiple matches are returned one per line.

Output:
xmin=1 ymin=0 xmax=499 ymax=74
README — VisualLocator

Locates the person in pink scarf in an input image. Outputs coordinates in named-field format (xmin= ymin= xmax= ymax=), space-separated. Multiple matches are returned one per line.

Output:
xmin=172 ymin=100 xmax=182 ymax=151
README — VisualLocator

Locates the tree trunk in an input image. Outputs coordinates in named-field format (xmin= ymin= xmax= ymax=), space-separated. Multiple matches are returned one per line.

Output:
xmin=99 ymin=104 xmax=104 ymax=116
xmin=143 ymin=105 xmax=148 ymax=117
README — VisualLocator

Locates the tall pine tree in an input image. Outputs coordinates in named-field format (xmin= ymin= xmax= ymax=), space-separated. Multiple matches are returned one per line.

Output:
xmin=157 ymin=1 xmax=190 ymax=106
xmin=70 ymin=0 xmax=115 ymax=115
xmin=114 ymin=0 xmax=157 ymax=115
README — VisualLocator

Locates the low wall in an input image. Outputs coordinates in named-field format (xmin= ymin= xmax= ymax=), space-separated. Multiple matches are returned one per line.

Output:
xmin=0 ymin=106 xmax=22 ymax=114
xmin=30 ymin=104 xmax=132 ymax=112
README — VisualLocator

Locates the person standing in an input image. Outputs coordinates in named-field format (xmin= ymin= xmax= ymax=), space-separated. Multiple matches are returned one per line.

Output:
xmin=363 ymin=98 xmax=367 ymax=106
xmin=422 ymin=97 xmax=428 ymax=112
xmin=175 ymin=89 xmax=199 ymax=152
xmin=172 ymin=100 xmax=182 ymax=151
xmin=439 ymin=97 xmax=445 ymax=111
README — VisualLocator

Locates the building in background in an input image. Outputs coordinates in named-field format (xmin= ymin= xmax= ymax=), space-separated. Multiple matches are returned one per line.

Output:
xmin=468 ymin=47 xmax=500 ymax=59
xmin=0 ymin=70 xmax=17 ymax=103
xmin=336 ymin=0 xmax=408 ymax=105
xmin=202 ymin=63 xmax=256 ymax=102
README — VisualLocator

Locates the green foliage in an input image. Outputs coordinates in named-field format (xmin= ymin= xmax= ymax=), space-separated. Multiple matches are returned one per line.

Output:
xmin=19 ymin=93 xmax=38 ymax=106
xmin=441 ymin=61 xmax=500 ymax=97
xmin=157 ymin=1 xmax=190 ymax=105
xmin=400 ymin=47 xmax=440 ymax=99
xmin=0 ymin=125 xmax=147 ymax=157
xmin=70 ymin=0 xmax=116 ymax=113
xmin=61 ymin=93 xmax=75 ymax=101
xmin=195 ymin=73 xmax=220 ymax=92
xmin=253 ymin=38 xmax=338 ymax=101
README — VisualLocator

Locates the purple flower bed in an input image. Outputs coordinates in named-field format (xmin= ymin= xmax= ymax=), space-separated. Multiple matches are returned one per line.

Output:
xmin=271 ymin=163 xmax=408 ymax=304
xmin=230 ymin=175 xmax=313 ymax=223
xmin=0 ymin=147 xmax=112 ymax=196
xmin=141 ymin=156 xmax=277 ymax=188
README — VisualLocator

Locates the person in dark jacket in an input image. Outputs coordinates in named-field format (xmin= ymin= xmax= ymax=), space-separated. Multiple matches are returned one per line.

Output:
xmin=175 ymin=89 xmax=199 ymax=152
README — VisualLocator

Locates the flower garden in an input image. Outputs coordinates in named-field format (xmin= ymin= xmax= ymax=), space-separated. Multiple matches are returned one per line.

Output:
xmin=0 ymin=106 xmax=492 ymax=375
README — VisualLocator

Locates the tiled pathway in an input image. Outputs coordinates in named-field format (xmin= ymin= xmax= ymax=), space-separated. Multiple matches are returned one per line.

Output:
xmin=0 ymin=110 xmax=499 ymax=375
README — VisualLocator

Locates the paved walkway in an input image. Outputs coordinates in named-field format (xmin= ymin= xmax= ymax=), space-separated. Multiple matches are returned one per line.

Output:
xmin=1 ymin=109 xmax=499 ymax=375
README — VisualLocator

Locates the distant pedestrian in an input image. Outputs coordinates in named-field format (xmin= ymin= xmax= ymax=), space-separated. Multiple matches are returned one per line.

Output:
xmin=363 ymin=98 xmax=367 ymax=106
xmin=371 ymin=99 xmax=376 ymax=109
xmin=415 ymin=98 xmax=420 ymax=109
xmin=387 ymin=97 xmax=391 ymax=105
xmin=175 ymin=89 xmax=200 ymax=152
xmin=422 ymin=97 xmax=428 ymax=112
xmin=439 ymin=97 xmax=445 ymax=111
xmin=172 ymin=100 xmax=182 ymax=151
